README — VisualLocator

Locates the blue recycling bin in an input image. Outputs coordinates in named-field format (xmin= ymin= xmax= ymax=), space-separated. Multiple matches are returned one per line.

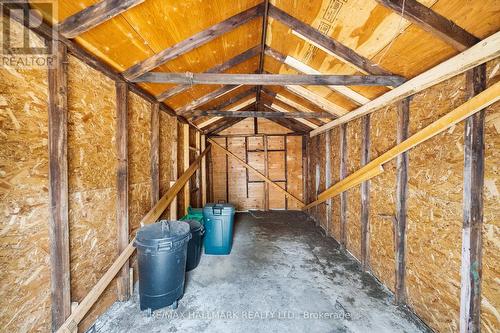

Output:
xmin=202 ymin=203 xmax=235 ymax=255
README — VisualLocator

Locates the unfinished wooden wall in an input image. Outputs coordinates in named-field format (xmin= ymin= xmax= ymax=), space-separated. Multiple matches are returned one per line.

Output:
xmin=0 ymin=17 xmax=182 ymax=332
xmin=0 ymin=19 xmax=51 ymax=332
xmin=306 ymin=58 xmax=499 ymax=333
xmin=209 ymin=118 xmax=304 ymax=210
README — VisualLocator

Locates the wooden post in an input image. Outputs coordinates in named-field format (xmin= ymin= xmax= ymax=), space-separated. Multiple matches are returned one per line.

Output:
xmin=264 ymin=135 xmax=269 ymax=210
xmin=302 ymin=135 xmax=308 ymax=205
xmin=48 ymin=40 xmax=71 ymax=332
xmin=115 ymin=81 xmax=130 ymax=301
xmin=395 ymin=97 xmax=410 ymax=304
xmin=182 ymin=124 xmax=190 ymax=215
xmin=195 ymin=131 xmax=201 ymax=206
xmin=150 ymin=102 xmax=160 ymax=206
xmin=170 ymin=124 xmax=178 ymax=220
xmin=339 ymin=124 xmax=348 ymax=248
xmin=325 ymin=131 xmax=332 ymax=235
xmin=460 ymin=65 xmax=486 ymax=333
xmin=360 ymin=115 xmax=371 ymax=271
xmin=201 ymin=135 xmax=207 ymax=206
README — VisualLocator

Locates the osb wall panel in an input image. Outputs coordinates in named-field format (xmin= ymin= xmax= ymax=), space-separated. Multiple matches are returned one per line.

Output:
xmin=482 ymin=59 xmax=500 ymax=333
xmin=176 ymin=123 xmax=188 ymax=216
xmin=346 ymin=118 xmax=362 ymax=259
xmin=128 ymin=92 xmax=152 ymax=237
xmin=0 ymin=18 xmax=50 ymax=332
xmin=159 ymin=112 xmax=176 ymax=196
xmin=405 ymin=75 xmax=468 ymax=333
xmin=368 ymin=106 xmax=397 ymax=291
xmin=67 ymin=55 xmax=119 ymax=332
xmin=329 ymin=128 xmax=341 ymax=239
xmin=286 ymin=136 xmax=303 ymax=210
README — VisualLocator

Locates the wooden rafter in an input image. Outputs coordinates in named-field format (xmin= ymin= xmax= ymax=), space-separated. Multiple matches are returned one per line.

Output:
xmin=122 ymin=4 xmax=264 ymax=80
xmin=256 ymin=0 xmax=271 ymax=108
xmin=375 ymin=0 xmax=479 ymax=52
xmin=265 ymin=46 xmax=372 ymax=105
xmin=133 ymin=72 xmax=406 ymax=86
xmin=187 ymin=110 xmax=335 ymax=118
xmin=176 ymin=85 xmax=242 ymax=115
xmin=57 ymin=0 xmax=145 ymax=38
xmin=284 ymin=85 xmax=349 ymax=117
xmin=268 ymin=4 xmax=394 ymax=75
xmin=310 ymin=31 xmax=500 ymax=136
xmin=155 ymin=45 xmax=260 ymax=101
xmin=188 ymin=88 xmax=257 ymax=121
xmin=2 ymin=2 xmax=183 ymax=121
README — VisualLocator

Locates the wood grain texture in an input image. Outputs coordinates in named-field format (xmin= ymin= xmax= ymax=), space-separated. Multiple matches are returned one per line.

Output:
xmin=150 ymin=102 xmax=160 ymax=205
xmin=123 ymin=4 xmax=264 ymax=80
xmin=268 ymin=4 xmax=394 ymax=76
xmin=374 ymin=0 xmax=478 ymax=51
xmin=360 ymin=115 xmax=371 ymax=272
xmin=115 ymin=82 xmax=130 ymax=302
xmin=48 ymin=40 xmax=71 ymax=331
xmin=459 ymin=64 xmax=486 ymax=333
xmin=339 ymin=124 xmax=348 ymax=248
xmin=57 ymin=0 xmax=145 ymax=38
xmin=135 ymin=72 xmax=406 ymax=86
xmin=395 ymin=97 xmax=410 ymax=305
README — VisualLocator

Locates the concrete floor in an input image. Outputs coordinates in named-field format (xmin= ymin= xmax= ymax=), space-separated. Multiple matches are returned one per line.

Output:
xmin=93 ymin=211 xmax=431 ymax=333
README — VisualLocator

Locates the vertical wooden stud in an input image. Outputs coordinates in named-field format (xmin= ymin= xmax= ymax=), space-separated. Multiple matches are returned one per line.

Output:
xmin=150 ymin=102 xmax=160 ymax=206
xmin=395 ymin=97 xmax=410 ymax=305
xmin=201 ymin=134 xmax=207 ymax=206
xmin=115 ymin=81 xmax=130 ymax=302
xmin=460 ymin=65 xmax=486 ymax=333
xmin=325 ymin=131 xmax=332 ymax=235
xmin=183 ymin=124 xmax=190 ymax=215
xmin=264 ymin=135 xmax=270 ymax=211
xmin=195 ymin=131 xmax=201 ymax=207
xmin=339 ymin=123 xmax=348 ymax=248
xmin=48 ymin=40 xmax=71 ymax=332
xmin=360 ymin=114 xmax=371 ymax=271
xmin=170 ymin=124 xmax=178 ymax=220
xmin=302 ymin=135 xmax=308 ymax=205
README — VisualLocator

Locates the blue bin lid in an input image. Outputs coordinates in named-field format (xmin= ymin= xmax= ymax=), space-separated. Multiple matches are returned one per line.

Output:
xmin=204 ymin=203 xmax=235 ymax=213
xmin=134 ymin=220 xmax=190 ymax=250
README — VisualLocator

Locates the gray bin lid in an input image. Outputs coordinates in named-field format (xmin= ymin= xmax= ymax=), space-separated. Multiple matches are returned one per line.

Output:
xmin=185 ymin=219 xmax=203 ymax=233
xmin=134 ymin=220 xmax=191 ymax=251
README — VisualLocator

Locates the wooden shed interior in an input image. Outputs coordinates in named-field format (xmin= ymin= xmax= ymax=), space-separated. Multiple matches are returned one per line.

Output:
xmin=0 ymin=0 xmax=499 ymax=332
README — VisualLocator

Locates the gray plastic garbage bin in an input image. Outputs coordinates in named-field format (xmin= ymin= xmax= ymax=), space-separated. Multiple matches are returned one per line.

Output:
xmin=134 ymin=220 xmax=191 ymax=311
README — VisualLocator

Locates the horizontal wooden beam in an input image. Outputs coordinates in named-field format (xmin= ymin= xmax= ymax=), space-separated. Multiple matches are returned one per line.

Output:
xmin=268 ymin=4 xmax=394 ymax=75
xmin=55 ymin=146 xmax=211 ymax=333
xmin=176 ymin=85 xmax=242 ymax=115
xmin=265 ymin=46 xmax=372 ymax=105
xmin=375 ymin=0 xmax=479 ymax=52
xmin=204 ymin=117 xmax=247 ymax=135
xmin=57 ymin=0 xmax=145 ymax=38
xmin=310 ymin=31 xmax=500 ymax=136
xmin=156 ymin=45 xmax=261 ymax=101
xmin=187 ymin=110 xmax=336 ymax=118
xmin=134 ymin=73 xmax=406 ymax=86
xmin=123 ymin=4 xmax=264 ymax=80
xmin=305 ymin=80 xmax=500 ymax=209
xmin=208 ymin=138 xmax=305 ymax=206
